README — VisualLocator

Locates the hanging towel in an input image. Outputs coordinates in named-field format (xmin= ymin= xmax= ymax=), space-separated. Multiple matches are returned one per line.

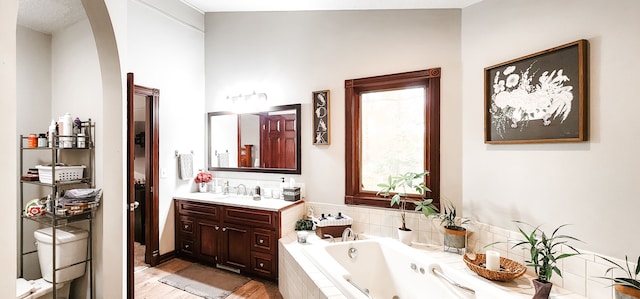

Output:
xmin=217 ymin=150 xmax=230 ymax=167
xmin=178 ymin=153 xmax=193 ymax=180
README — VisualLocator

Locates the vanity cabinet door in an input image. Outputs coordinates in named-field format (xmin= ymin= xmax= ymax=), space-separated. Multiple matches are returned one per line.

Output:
xmin=196 ymin=218 xmax=221 ymax=264
xmin=220 ymin=223 xmax=251 ymax=271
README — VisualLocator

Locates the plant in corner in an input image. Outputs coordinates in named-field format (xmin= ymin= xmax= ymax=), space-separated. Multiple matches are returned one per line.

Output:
xmin=511 ymin=221 xmax=582 ymax=299
xmin=437 ymin=200 xmax=470 ymax=252
xmin=597 ymin=255 xmax=640 ymax=299
xmin=377 ymin=171 xmax=438 ymax=245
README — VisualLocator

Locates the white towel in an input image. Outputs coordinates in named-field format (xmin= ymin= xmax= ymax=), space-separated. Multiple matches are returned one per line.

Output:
xmin=178 ymin=153 xmax=193 ymax=180
xmin=217 ymin=151 xmax=229 ymax=167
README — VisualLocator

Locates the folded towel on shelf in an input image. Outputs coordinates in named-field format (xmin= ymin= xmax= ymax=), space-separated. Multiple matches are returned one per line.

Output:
xmin=178 ymin=153 xmax=193 ymax=180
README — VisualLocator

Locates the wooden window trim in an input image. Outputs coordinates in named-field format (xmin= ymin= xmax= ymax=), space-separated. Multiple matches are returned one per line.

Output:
xmin=344 ymin=68 xmax=441 ymax=209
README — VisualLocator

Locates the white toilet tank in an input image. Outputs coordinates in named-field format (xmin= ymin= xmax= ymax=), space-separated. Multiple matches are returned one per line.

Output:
xmin=34 ymin=226 xmax=88 ymax=283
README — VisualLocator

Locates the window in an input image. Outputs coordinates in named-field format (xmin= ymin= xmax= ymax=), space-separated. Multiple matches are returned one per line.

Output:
xmin=345 ymin=68 xmax=441 ymax=209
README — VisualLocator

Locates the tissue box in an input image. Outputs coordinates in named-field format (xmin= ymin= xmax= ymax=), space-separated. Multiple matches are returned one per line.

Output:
xmin=283 ymin=187 xmax=300 ymax=201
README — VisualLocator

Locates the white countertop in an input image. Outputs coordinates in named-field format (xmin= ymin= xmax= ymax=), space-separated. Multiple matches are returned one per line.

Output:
xmin=173 ymin=192 xmax=301 ymax=212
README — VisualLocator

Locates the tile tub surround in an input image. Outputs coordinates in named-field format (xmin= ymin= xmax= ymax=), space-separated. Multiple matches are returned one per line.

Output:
xmin=292 ymin=202 xmax=626 ymax=299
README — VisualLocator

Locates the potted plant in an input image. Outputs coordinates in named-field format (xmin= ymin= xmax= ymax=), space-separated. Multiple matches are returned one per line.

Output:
xmin=194 ymin=169 xmax=212 ymax=192
xmin=437 ymin=200 xmax=469 ymax=252
xmin=294 ymin=218 xmax=314 ymax=243
xmin=511 ymin=221 xmax=582 ymax=299
xmin=597 ymin=255 xmax=640 ymax=299
xmin=377 ymin=171 xmax=438 ymax=245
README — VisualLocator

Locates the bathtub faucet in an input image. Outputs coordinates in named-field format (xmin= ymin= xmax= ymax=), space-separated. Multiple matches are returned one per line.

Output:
xmin=341 ymin=227 xmax=358 ymax=242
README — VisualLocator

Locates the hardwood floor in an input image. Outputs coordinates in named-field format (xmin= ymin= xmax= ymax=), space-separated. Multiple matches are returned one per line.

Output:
xmin=134 ymin=258 xmax=283 ymax=299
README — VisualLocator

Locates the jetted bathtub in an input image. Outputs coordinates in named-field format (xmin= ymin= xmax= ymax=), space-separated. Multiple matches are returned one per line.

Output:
xmin=302 ymin=237 xmax=515 ymax=299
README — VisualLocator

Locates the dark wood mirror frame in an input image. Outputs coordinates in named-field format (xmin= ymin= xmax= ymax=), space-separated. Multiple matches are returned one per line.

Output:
xmin=207 ymin=104 xmax=302 ymax=174
xmin=345 ymin=68 xmax=441 ymax=209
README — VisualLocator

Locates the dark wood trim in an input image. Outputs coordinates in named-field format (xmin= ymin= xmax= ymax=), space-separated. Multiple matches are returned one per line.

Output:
xmin=127 ymin=73 xmax=161 ymax=298
xmin=133 ymin=83 xmax=160 ymax=267
xmin=157 ymin=251 xmax=176 ymax=265
xmin=344 ymin=68 xmax=441 ymax=209
xmin=126 ymin=73 xmax=135 ymax=299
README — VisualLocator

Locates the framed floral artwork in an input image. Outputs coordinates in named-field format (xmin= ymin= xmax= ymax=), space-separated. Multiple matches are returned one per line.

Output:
xmin=312 ymin=90 xmax=330 ymax=145
xmin=484 ymin=39 xmax=589 ymax=144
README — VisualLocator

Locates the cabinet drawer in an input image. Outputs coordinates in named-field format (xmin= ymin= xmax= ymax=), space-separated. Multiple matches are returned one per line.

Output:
xmin=251 ymin=252 xmax=276 ymax=279
xmin=251 ymin=228 xmax=275 ymax=254
xmin=177 ymin=200 xmax=219 ymax=220
xmin=179 ymin=238 xmax=195 ymax=256
xmin=179 ymin=217 xmax=194 ymax=234
xmin=224 ymin=207 xmax=276 ymax=228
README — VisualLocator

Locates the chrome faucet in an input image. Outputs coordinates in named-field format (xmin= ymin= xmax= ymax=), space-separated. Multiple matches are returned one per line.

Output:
xmin=323 ymin=234 xmax=335 ymax=243
xmin=236 ymin=184 xmax=247 ymax=196
xmin=341 ymin=227 xmax=358 ymax=242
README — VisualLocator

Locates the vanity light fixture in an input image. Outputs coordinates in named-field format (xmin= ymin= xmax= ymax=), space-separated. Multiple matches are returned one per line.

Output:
xmin=227 ymin=91 xmax=267 ymax=103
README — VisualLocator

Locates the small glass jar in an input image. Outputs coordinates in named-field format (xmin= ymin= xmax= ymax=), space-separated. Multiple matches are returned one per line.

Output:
xmin=37 ymin=134 xmax=47 ymax=147
xmin=77 ymin=133 xmax=86 ymax=148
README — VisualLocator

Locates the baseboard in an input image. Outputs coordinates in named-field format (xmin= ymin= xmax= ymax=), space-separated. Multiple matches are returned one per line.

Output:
xmin=157 ymin=251 xmax=176 ymax=265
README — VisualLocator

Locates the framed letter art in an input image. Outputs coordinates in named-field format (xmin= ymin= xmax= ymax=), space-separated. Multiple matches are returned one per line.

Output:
xmin=312 ymin=90 xmax=330 ymax=145
xmin=484 ymin=39 xmax=588 ymax=144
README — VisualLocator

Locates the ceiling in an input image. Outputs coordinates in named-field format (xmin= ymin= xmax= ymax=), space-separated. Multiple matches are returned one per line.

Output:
xmin=182 ymin=0 xmax=482 ymax=12
xmin=18 ymin=0 xmax=86 ymax=34
xmin=17 ymin=0 xmax=482 ymax=34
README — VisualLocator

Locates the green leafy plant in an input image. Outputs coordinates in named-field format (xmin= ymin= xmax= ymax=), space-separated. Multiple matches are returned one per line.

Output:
xmin=436 ymin=200 xmax=469 ymax=228
xmin=512 ymin=221 xmax=582 ymax=283
xmin=294 ymin=219 xmax=314 ymax=231
xmin=376 ymin=171 xmax=438 ymax=231
xmin=597 ymin=255 xmax=640 ymax=291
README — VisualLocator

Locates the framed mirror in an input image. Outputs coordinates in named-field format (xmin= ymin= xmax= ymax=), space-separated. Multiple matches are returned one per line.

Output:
xmin=207 ymin=104 xmax=301 ymax=174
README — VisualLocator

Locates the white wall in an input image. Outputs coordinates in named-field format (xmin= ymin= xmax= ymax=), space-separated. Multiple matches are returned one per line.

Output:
xmin=127 ymin=0 xmax=205 ymax=255
xmin=7 ymin=0 xmax=126 ymax=297
xmin=50 ymin=16 xmax=103 ymax=298
xmin=461 ymin=0 xmax=640 ymax=259
xmin=204 ymin=9 xmax=464 ymax=210
xmin=1 ymin=1 xmax=19 ymax=297
xmin=16 ymin=25 xmax=53 ymax=281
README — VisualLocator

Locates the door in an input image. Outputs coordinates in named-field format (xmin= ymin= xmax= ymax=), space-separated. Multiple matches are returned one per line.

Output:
xmin=260 ymin=113 xmax=297 ymax=169
xmin=220 ymin=223 xmax=251 ymax=270
xmin=197 ymin=218 xmax=220 ymax=263
xmin=127 ymin=73 xmax=160 ymax=298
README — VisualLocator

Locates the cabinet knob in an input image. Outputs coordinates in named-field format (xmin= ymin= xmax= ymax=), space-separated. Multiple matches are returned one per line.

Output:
xmin=185 ymin=244 xmax=190 ymax=249
xmin=259 ymin=239 xmax=264 ymax=244
xmin=184 ymin=224 xmax=189 ymax=229
xmin=215 ymin=226 xmax=219 ymax=230
xmin=222 ymin=227 xmax=227 ymax=232
xmin=259 ymin=262 xmax=264 ymax=268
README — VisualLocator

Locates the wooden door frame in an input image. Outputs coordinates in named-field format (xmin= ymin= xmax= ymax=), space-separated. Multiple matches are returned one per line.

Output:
xmin=127 ymin=73 xmax=160 ymax=298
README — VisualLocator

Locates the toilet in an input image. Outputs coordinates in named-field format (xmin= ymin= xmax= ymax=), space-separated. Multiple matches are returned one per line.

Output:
xmin=17 ymin=226 xmax=89 ymax=299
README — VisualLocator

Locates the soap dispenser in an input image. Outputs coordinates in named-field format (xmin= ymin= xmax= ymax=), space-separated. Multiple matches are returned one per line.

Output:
xmin=279 ymin=177 xmax=286 ymax=199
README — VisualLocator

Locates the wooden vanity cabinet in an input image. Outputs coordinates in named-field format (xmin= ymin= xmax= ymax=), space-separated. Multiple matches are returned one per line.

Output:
xmin=174 ymin=199 xmax=282 ymax=280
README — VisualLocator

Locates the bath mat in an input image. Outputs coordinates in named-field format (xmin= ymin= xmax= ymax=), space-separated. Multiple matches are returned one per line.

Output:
xmin=158 ymin=263 xmax=250 ymax=299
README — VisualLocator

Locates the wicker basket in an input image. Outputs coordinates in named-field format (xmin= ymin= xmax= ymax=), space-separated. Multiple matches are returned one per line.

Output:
xmin=464 ymin=253 xmax=527 ymax=281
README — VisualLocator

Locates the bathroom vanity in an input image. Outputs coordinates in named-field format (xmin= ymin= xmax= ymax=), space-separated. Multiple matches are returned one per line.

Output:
xmin=173 ymin=193 xmax=303 ymax=280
